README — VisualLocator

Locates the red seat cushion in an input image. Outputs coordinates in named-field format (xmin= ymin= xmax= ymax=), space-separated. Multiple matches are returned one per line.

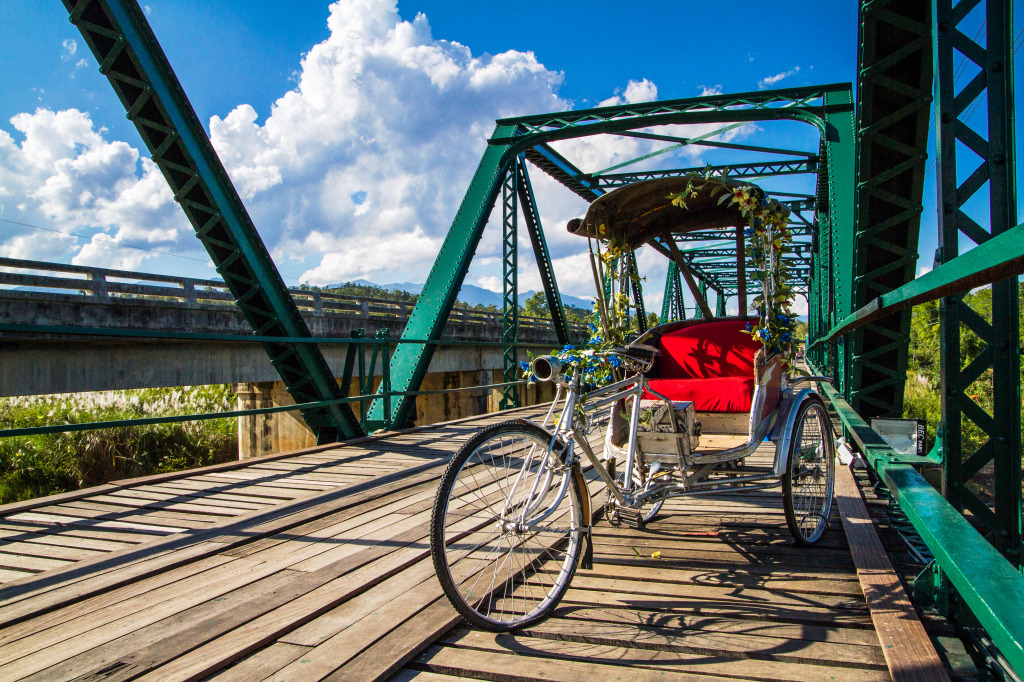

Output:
xmin=645 ymin=319 xmax=760 ymax=413
xmin=644 ymin=377 xmax=756 ymax=413
xmin=657 ymin=320 xmax=760 ymax=379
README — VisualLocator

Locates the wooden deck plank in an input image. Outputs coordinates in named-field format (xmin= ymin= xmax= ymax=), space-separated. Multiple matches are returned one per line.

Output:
xmin=433 ymin=627 xmax=890 ymax=682
xmin=0 ymin=405 xmax=943 ymax=681
xmin=834 ymin=463 xmax=950 ymax=682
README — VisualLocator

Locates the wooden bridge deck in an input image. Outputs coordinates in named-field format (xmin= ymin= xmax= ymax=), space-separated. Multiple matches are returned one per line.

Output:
xmin=0 ymin=405 xmax=921 ymax=681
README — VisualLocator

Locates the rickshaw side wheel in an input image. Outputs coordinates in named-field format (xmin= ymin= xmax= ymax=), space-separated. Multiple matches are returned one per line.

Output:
xmin=782 ymin=396 xmax=836 ymax=546
xmin=430 ymin=420 xmax=585 ymax=632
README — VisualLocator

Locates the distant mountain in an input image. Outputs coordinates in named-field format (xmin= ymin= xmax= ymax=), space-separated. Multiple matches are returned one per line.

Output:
xmin=332 ymin=279 xmax=593 ymax=311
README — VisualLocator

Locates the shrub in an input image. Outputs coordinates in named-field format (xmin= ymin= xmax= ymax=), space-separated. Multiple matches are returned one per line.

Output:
xmin=0 ymin=385 xmax=236 ymax=504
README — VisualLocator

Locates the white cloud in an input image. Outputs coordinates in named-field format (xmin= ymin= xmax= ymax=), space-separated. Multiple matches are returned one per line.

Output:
xmin=699 ymin=85 xmax=723 ymax=97
xmin=476 ymin=275 xmax=501 ymax=293
xmin=758 ymin=66 xmax=801 ymax=90
xmin=0 ymin=108 xmax=187 ymax=268
xmin=61 ymin=39 xmax=77 ymax=61
xmin=0 ymin=0 xmax=753 ymax=300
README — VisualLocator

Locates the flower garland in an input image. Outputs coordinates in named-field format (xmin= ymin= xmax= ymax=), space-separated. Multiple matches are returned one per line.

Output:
xmin=668 ymin=176 xmax=798 ymax=364
xmin=525 ymin=175 xmax=799 ymax=389
xmin=521 ymin=323 xmax=622 ymax=390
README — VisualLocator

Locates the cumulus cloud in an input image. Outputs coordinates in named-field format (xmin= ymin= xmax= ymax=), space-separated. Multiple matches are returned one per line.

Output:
xmin=1 ymin=0 xmax=752 ymax=298
xmin=204 ymin=0 xmax=570 ymax=285
xmin=758 ymin=66 xmax=801 ymax=89
xmin=0 ymin=108 xmax=187 ymax=268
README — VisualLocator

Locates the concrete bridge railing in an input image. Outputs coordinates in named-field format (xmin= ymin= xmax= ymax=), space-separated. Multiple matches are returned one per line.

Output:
xmin=0 ymin=257 xmax=576 ymax=456
xmin=0 ymin=256 xmax=585 ymax=335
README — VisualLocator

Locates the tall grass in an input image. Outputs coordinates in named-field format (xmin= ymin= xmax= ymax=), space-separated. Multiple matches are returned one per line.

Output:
xmin=0 ymin=386 xmax=237 ymax=504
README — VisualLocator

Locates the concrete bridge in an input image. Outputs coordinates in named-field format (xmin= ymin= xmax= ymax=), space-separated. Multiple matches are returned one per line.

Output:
xmin=0 ymin=257 xmax=576 ymax=456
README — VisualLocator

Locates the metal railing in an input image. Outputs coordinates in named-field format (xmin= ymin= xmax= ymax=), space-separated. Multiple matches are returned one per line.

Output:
xmin=806 ymin=221 xmax=1024 ymax=675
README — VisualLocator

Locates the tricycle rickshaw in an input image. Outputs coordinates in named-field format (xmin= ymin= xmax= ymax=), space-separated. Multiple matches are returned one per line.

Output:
xmin=429 ymin=174 xmax=836 ymax=631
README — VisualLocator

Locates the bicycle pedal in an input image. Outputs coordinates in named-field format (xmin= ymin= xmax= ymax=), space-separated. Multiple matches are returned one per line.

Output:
xmin=617 ymin=507 xmax=643 ymax=529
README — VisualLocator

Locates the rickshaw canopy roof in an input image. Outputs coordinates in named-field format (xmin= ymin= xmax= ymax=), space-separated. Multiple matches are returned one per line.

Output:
xmin=566 ymin=175 xmax=788 ymax=250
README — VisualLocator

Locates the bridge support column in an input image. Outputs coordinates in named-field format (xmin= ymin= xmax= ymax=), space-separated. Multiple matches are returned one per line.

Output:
xmin=234 ymin=382 xmax=317 ymax=459
xmin=234 ymin=371 xmax=558 ymax=458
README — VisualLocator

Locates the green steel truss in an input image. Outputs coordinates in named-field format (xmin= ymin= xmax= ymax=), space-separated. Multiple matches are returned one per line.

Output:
xmin=500 ymin=162 xmax=520 ymax=410
xmin=627 ymin=252 xmax=648 ymax=333
xmin=376 ymin=85 xmax=854 ymax=428
xmin=63 ymin=0 xmax=362 ymax=442
xmin=596 ymin=159 xmax=815 ymax=189
xmin=518 ymin=160 xmax=572 ymax=346
xmin=660 ymin=261 xmax=685 ymax=324
xmin=850 ymin=0 xmax=934 ymax=419
xmin=934 ymin=0 xmax=1021 ymax=567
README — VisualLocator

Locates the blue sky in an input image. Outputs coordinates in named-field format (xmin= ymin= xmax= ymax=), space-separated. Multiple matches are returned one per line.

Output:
xmin=0 ymin=1 xmax=1017 ymax=313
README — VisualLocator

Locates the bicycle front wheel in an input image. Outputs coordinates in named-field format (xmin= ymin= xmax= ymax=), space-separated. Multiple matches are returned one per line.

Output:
xmin=430 ymin=420 xmax=585 ymax=631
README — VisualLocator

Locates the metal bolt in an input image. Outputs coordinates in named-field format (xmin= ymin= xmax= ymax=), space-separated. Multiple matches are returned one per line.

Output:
xmin=941 ymin=113 xmax=953 ymax=124
xmin=992 ymin=61 xmax=1004 ymax=73
xmin=938 ymin=22 xmax=949 ymax=32
xmin=992 ymin=154 xmax=1005 ymax=165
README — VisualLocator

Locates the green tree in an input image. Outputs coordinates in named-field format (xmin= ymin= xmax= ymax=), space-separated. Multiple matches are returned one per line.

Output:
xmin=523 ymin=291 xmax=550 ymax=319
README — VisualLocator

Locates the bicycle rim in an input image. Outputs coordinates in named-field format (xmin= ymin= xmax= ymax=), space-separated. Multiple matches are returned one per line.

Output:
xmin=432 ymin=422 xmax=583 ymax=630
xmin=786 ymin=401 xmax=835 ymax=543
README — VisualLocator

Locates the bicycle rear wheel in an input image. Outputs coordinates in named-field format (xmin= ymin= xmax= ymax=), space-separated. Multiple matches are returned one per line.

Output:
xmin=782 ymin=397 xmax=835 ymax=545
xmin=430 ymin=420 xmax=585 ymax=631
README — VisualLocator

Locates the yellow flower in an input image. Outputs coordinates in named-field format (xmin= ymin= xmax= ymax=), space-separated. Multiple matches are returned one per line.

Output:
xmin=651 ymin=551 xmax=662 ymax=559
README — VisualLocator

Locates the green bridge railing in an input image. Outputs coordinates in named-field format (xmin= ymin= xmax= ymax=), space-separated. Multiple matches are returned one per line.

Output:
xmin=808 ymin=220 xmax=1024 ymax=674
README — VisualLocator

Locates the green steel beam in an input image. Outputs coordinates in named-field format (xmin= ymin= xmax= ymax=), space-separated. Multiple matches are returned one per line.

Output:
xmin=694 ymin=280 xmax=708 ymax=319
xmin=596 ymin=158 xmax=814 ymax=189
xmin=820 ymin=87 xmax=858 ymax=399
xmin=523 ymin=143 xmax=603 ymax=201
xmin=627 ymin=251 xmax=647 ymax=333
xmin=493 ymin=85 xmax=853 ymax=157
xmin=518 ymin=159 xmax=572 ymax=346
xmin=501 ymin=83 xmax=844 ymax=131
xmin=500 ymin=163 xmax=520 ymax=410
xmin=63 ymin=0 xmax=362 ymax=442
xmin=934 ymin=0 xmax=1021 ymax=567
xmin=369 ymin=128 xmax=515 ymax=427
xmin=851 ymin=0 xmax=933 ymax=419
xmin=819 ymin=221 xmax=1024 ymax=341
xmin=660 ymin=261 xmax=685 ymax=324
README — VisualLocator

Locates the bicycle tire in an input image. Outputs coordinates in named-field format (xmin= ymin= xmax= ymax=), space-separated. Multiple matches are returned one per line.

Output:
xmin=430 ymin=419 xmax=585 ymax=631
xmin=782 ymin=396 xmax=836 ymax=545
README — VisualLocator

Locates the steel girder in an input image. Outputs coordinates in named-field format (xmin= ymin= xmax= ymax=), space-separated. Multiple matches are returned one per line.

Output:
xmin=627 ymin=252 xmax=648 ymax=333
xmin=813 ymin=89 xmax=858 ymax=398
xmin=596 ymin=159 xmax=816 ymax=189
xmin=500 ymin=163 xmax=520 ymax=410
xmin=660 ymin=261 xmax=685 ymax=324
xmin=377 ymin=85 xmax=853 ymax=428
xmin=934 ymin=0 xmax=1021 ymax=566
xmin=850 ymin=0 xmax=934 ymax=419
xmin=63 ymin=0 xmax=363 ymax=442
xmin=518 ymin=160 xmax=571 ymax=346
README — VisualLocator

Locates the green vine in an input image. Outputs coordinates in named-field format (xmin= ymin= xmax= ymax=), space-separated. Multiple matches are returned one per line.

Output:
xmin=667 ymin=175 xmax=798 ymax=365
